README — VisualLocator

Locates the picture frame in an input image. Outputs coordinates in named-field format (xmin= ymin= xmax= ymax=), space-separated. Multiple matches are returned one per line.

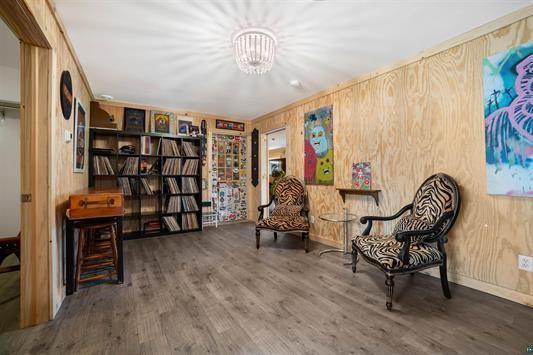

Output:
xmin=123 ymin=107 xmax=146 ymax=133
xmin=150 ymin=111 xmax=176 ymax=134
xmin=178 ymin=118 xmax=192 ymax=135
xmin=60 ymin=70 xmax=73 ymax=120
xmin=73 ymin=98 xmax=87 ymax=173
xmin=189 ymin=125 xmax=200 ymax=137
xmin=215 ymin=119 xmax=245 ymax=132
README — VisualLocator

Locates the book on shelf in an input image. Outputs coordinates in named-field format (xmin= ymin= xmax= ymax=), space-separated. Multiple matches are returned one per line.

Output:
xmin=165 ymin=177 xmax=180 ymax=194
xmin=182 ymin=213 xmax=199 ymax=230
xmin=162 ymin=216 xmax=181 ymax=232
xmin=140 ymin=177 xmax=153 ymax=195
xmin=120 ymin=157 xmax=139 ymax=175
xmin=182 ymin=195 xmax=199 ymax=212
xmin=181 ymin=177 xmax=199 ymax=193
xmin=182 ymin=159 xmax=198 ymax=175
xmin=165 ymin=196 xmax=181 ymax=213
xmin=141 ymin=136 xmax=152 ymax=155
xmin=160 ymin=138 xmax=180 ymax=156
xmin=182 ymin=141 xmax=199 ymax=157
xmin=118 ymin=177 xmax=133 ymax=196
xmin=93 ymin=156 xmax=115 ymax=175
xmin=162 ymin=158 xmax=181 ymax=175
xmin=143 ymin=220 xmax=161 ymax=233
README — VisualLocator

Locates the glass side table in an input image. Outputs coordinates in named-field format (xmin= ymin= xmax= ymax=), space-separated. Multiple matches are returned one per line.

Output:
xmin=319 ymin=209 xmax=358 ymax=263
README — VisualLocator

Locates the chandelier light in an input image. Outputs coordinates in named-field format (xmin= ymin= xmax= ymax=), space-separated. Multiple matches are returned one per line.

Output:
xmin=232 ymin=27 xmax=277 ymax=75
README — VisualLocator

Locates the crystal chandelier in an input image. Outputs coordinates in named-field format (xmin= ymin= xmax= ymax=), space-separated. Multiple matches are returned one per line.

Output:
xmin=232 ymin=28 xmax=277 ymax=75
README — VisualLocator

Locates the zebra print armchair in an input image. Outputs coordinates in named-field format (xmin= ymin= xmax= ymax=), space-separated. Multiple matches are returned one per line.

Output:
xmin=352 ymin=173 xmax=461 ymax=310
xmin=256 ymin=175 xmax=310 ymax=252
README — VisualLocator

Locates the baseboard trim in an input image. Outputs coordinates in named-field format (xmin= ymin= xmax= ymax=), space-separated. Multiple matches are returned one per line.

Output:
xmin=421 ymin=268 xmax=533 ymax=308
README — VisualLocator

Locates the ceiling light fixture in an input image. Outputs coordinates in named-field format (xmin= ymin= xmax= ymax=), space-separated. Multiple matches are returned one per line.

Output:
xmin=232 ymin=27 xmax=277 ymax=75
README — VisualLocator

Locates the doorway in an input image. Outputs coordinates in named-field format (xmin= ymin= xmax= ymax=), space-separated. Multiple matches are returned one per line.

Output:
xmin=0 ymin=17 xmax=21 ymax=333
xmin=260 ymin=128 xmax=287 ymax=214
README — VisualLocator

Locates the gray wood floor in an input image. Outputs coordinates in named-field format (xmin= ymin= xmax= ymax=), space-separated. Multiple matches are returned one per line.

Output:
xmin=1 ymin=222 xmax=532 ymax=354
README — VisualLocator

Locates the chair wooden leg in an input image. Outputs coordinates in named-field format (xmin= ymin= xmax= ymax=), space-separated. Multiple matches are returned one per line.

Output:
xmin=304 ymin=233 xmax=309 ymax=253
xmin=385 ymin=276 xmax=394 ymax=311
xmin=440 ymin=260 xmax=452 ymax=299
xmin=273 ymin=232 xmax=277 ymax=240
xmin=256 ymin=229 xmax=260 ymax=249
xmin=352 ymin=247 xmax=358 ymax=273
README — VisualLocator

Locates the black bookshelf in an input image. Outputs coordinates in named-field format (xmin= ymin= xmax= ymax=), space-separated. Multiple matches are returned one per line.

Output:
xmin=89 ymin=128 xmax=203 ymax=240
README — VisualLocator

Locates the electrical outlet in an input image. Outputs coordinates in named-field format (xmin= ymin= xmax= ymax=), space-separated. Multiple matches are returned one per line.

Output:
xmin=309 ymin=215 xmax=315 ymax=224
xmin=518 ymin=255 xmax=533 ymax=272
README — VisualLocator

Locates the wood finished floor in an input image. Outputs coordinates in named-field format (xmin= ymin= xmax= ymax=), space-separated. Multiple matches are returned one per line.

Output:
xmin=0 ymin=222 xmax=532 ymax=354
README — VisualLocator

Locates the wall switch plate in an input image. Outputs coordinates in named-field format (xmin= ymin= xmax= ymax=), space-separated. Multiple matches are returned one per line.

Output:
xmin=518 ymin=255 xmax=533 ymax=272
xmin=309 ymin=215 xmax=315 ymax=224
xmin=64 ymin=129 xmax=73 ymax=143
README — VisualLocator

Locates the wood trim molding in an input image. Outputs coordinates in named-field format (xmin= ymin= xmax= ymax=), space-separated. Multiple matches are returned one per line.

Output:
xmin=253 ymin=5 xmax=533 ymax=122
xmin=45 ymin=0 xmax=94 ymax=99
xmin=0 ymin=0 xmax=50 ymax=48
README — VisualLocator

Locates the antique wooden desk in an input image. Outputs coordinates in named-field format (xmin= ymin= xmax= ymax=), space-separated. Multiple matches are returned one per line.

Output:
xmin=65 ymin=187 xmax=124 ymax=295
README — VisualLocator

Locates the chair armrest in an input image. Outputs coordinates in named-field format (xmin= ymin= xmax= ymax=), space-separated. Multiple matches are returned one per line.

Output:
xmin=257 ymin=197 xmax=275 ymax=221
xmin=395 ymin=211 xmax=454 ymax=264
xmin=359 ymin=204 xmax=413 ymax=235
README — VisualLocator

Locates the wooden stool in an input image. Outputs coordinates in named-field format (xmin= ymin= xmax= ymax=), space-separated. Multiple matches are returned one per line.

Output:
xmin=75 ymin=222 xmax=118 ymax=291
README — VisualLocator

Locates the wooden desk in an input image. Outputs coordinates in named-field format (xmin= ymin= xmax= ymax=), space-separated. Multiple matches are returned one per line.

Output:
xmin=65 ymin=188 xmax=124 ymax=295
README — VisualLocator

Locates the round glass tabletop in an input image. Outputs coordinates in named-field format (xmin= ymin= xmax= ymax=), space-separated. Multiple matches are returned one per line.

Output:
xmin=319 ymin=212 xmax=359 ymax=223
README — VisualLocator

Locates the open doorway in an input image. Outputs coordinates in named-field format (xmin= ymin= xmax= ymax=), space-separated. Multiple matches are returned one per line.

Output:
xmin=0 ymin=18 xmax=21 ymax=333
xmin=260 ymin=128 xmax=286 ymax=215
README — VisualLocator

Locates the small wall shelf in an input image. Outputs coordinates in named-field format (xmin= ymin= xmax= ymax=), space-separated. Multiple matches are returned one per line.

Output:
xmin=336 ymin=188 xmax=381 ymax=206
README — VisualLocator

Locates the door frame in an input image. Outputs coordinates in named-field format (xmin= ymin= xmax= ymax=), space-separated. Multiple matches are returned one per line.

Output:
xmin=1 ymin=1 xmax=54 ymax=327
xmin=260 ymin=127 xmax=287 ymax=214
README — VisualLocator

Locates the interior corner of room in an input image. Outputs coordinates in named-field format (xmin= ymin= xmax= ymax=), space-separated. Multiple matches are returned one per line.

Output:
xmin=0 ymin=0 xmax=532 ymax=353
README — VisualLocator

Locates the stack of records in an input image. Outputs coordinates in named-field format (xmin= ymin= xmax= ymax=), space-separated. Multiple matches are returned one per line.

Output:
xmin=118 ymin=177 xmax=133 ymax=196
xmin=182 ymin=195 xmax=199 ymax=212
xmin=182 ymin=177 xmax=199 ymax=193
xmin=182 ymin=159 xmax=198 ymax=175
xmin=182 ymin=141 xmax=199 ymax=157
xmin=162 ymin=158 xmax=181 ymax=175
xmin=162 ymin=216 xmax=181 ymax=232
xmin=140 ymin=177 xmax=153 ymax=195
xmin=165 ymin=196 xmax=181 ymax=213
xmin=160 ymin=139 xmax=180 ymax=156
xmin=182 ymin=213 xmax=199 ymax=230
xmin=141 ymin=136 xmax=152 ymax=155
xmin=120 ymin=157 xmax=139 ymax=175
xmin=165 ymin=177 xmax=180 ymax=194
xmin=93 ymin=156 xmax=115 ymax=175
xmin=143 ymin=220 xmax=161 ymax=234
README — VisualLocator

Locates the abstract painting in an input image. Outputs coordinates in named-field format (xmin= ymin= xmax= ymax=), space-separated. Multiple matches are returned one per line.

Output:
xmin=483 ymin=42 xmax=533 ymax=197
xmin=352 ymin=162 xmax=371 ymax=190
xmin=304 ymin=105 xmax=333 ymax=185
xmin=73 ymin=99 xmax=86 ymax=173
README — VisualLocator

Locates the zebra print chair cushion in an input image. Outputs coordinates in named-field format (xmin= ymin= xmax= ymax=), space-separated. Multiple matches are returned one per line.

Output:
xmin=273 ymin=176 xmax=306 ymax=206
xmin=271 ymin=204 xmax=303 ymax=217
xmin=393 ymin=215 xmax=432 ymax=244
xmin=352 ymin=235 xmax=442 ymax=273
xmin=412 ymin=174 xmax=456 ymax=225
xmin=256 ymin=216 xmax=310 ymax=232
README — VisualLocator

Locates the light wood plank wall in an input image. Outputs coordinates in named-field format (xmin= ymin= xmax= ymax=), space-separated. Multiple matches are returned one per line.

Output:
xmin=92 ymin=100 xmax=252 ymax=216
xmin=250 ymin=16 xmax=533 ymax=305
xmin=22 ymin=0 xmax=93 ymax=318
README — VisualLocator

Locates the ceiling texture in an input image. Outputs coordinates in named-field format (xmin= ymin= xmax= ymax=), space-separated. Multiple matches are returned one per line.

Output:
xmin=55 ymin=0 xmax=530 ymax=120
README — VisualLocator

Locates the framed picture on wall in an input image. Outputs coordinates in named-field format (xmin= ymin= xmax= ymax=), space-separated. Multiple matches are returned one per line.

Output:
xmin=178 ymin=118 xmax=192 ymax=135
xmin=150 ymin=111 xmax=176 ymax=134
xmin=215 ymin=119 xmax=245 ymax=132
xmin=73 ymin=99 xmax=87 ymax=173
xmin=123 ymin=107 xmax=146 ymax=133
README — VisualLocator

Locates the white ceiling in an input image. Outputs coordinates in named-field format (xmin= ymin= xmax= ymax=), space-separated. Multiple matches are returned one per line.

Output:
xmin=55 ymin=0 xmax=530 ymax=120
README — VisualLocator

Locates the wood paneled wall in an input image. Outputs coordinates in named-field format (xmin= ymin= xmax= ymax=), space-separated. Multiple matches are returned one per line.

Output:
xmin=251 ymin=17 xmax=533 ymax=305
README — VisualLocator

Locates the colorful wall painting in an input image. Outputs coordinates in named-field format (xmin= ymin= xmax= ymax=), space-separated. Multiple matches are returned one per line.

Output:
xmin=483 ymin=42 xmax=533 ymax=197
xmin=304 ymin=105 xmax=334 ymax=185
xmin=352 ymin=162 xmax=371 ymax=190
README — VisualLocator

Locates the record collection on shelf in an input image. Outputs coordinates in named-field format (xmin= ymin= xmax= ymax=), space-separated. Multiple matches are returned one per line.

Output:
xmin=89 ymin=128 xmax=203 ymax=239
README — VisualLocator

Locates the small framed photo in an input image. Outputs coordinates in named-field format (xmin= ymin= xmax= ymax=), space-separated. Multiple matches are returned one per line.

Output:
xmin=189 ymin=125 xmax=200 ymax=137
xmin=123 ymin=107 xmax=146 ymax=133
xmin=73 ymin=98 xmax=87 ymax=173
xmin=150 ymin=111 xmax=176 ymax=134
xmin=178 ymin=119 xmax=192 ymax=135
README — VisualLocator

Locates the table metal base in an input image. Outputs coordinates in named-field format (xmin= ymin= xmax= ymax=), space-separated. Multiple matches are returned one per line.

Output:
xmin=319 ymin=249 xmax=353 ymax=265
